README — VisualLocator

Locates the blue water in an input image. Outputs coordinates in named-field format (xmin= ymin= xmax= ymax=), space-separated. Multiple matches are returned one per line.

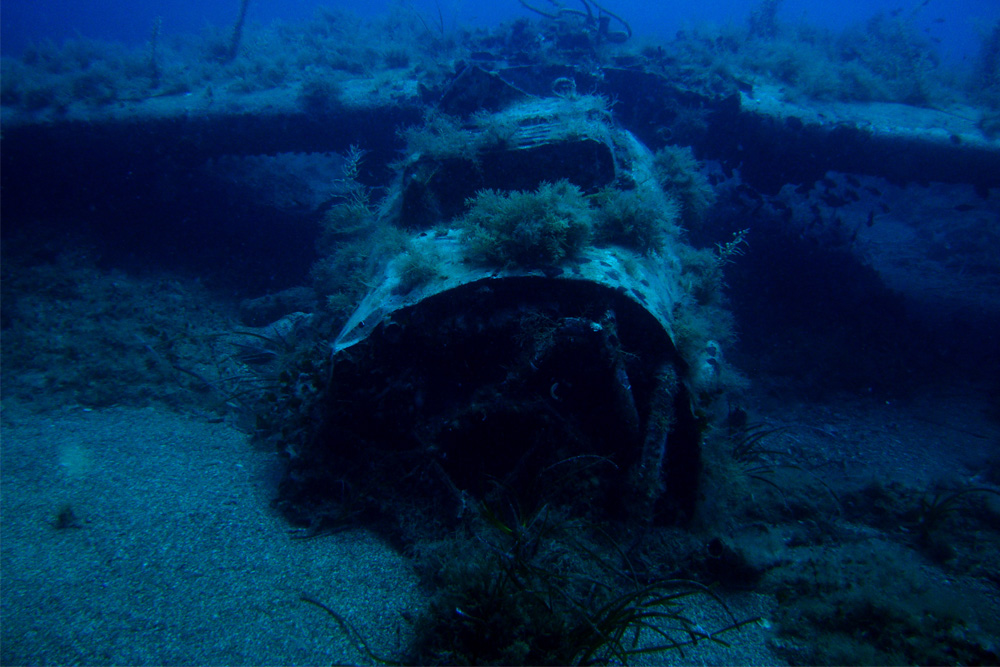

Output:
xmin=3 ymin=0 xmax=998 ymax=62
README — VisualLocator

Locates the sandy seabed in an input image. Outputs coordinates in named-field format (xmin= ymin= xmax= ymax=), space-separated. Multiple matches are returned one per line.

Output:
xmin=1 ymin=397 xmax=786 ymax=666
xmin=0 ymin=401 xmax=423 ymax=665
xmin=4 ymin=382 xmax=996 ymax=665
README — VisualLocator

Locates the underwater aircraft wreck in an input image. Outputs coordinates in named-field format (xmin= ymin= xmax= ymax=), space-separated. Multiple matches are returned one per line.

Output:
xmin=5 ymin=3 xmax=1000 ymax=661
xmin=3 ymin=3 xmax=999 ymax=539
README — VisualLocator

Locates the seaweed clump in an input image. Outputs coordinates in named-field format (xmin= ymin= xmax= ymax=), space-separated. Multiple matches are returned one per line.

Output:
xmin=404 ymin=501 xmax=755 ymax=665
xmin=652 ymin=145 xmax=717 ymax=230
xmin=460 ymin=179 xmax=594 ymax=267
xmin=590 ymin=187 xmax=679 ymax=254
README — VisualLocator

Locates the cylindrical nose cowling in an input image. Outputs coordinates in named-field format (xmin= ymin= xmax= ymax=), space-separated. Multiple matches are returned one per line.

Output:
xmin=282 ymin=232 xmax=702 ymax=532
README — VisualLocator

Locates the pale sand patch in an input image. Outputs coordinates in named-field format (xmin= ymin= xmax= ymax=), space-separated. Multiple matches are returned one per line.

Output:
xmin=1 ymin=401 xmax=421 ymax=665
